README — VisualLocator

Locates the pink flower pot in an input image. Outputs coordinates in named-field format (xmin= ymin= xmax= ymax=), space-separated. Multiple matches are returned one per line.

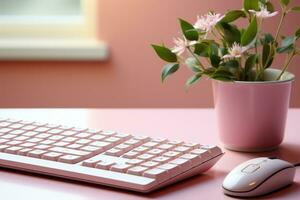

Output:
xmin=212 ymin=69 xmax=295 ymax=152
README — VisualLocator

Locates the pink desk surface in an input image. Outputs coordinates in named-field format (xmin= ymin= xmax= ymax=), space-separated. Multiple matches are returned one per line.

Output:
xmin=0 ymin=109 xmax=299 ymax=200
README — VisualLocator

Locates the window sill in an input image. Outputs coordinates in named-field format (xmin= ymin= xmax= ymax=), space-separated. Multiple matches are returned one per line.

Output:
xmin=0 ymin=38 xmax=108 ymax=61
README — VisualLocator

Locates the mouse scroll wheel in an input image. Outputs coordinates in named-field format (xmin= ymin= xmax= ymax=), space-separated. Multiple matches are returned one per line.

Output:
xmin=268 ymin=157 xmax=278 ymax=160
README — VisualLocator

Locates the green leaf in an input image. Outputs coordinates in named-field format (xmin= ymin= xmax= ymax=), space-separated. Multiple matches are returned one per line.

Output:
xmin=241 ymin=17 xmax=257 ymax=46
xmin=194 ymin=42 xmax=209 ymax=57
xmin=262 ymin=44 xmax=275 ymax=68
xmin=151 ymin=44 xmax=177 ymax=62
xmin=266 ymin=2 xmax=275 ymax=13
xmin=179 ymin=18 xmax=199 ymax=41
xmin=220 ymin=60 xmax=239 ymax=74
xmin=296 ymin=28 xmax=300 ymax=38
xmin=186 ymin=74 xmax=202 ymax=88
xmin=280 ymin=0 xmax=290 ymax=6
xmin=244 ymin=0 xmax=259 ymax=11
xmin=260 ymin=33 xmax=274 ymax=45
xmin=262 ymin=44 xmax=270 ymax=67
xmin=221 ymin=10 xmax=246 ymax=23
xmin=292 ymin=6 xmax=300 ymax=12
xmin=185 ymin=57 xmax=201 ymax=72
xmin=161 ymin=63 xmax=179 ymax=82
xmin=211 ymin=67 xmax=236 ymax=81
xmin=210 ymin=55 xmax=221 ymax=68
xmin=218 ymin=22 xmax=241 ymax=45
xmin=245 ymin=54 xmax=258 ymax=77
xmin=277 ymin=36 xmax=296 ymax=53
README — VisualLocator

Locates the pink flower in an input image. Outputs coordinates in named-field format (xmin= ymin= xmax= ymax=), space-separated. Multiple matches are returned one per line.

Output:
xmin=249 ymin=6 xmax=278 ymax=19
xmin=222 ymin=42 xmax=248 ymax=59
xmin=171 ymin=37 xmax=197 ymax=56
xmin=194 ymin=13 xmax=224 ymax=32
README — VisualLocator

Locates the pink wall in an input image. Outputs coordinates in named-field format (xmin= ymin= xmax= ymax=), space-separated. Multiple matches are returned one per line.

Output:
xmin=0 ymin=0 xmax=299 ymax=108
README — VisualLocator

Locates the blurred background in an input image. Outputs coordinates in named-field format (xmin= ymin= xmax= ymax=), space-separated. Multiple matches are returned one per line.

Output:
xmin=0 ymin=0 xmax=299 ymax=108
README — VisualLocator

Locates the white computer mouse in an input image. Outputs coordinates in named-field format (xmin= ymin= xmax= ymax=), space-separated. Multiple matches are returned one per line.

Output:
xmin=222 ymin=157 xmax=296 ymax=197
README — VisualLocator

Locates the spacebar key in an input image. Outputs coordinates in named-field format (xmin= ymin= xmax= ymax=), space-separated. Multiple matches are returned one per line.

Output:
xmin=49 ymin=147 xmax=90 ymax=156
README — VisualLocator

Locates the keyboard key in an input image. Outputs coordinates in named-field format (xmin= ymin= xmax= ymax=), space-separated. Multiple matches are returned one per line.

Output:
xmin=86 ymin=129 xmax=101 ymax=134
xmin=0 ymin=122 xmax=12 ymax=127
xmin=168 ymin=141 xmax=184 ymax=146
xmin=82 ymin=158 xmax=103 ymax=167
xmin=6 ymin=140 xmax=23 ymax=146
xmin=200 ymin=145 xmax=222 ymax=156
xmin=126 ymin=159 xmax=144 ymax=165
xmin=72 ymin=127 xmax=88 ymax=132
xmin=35 ymin=145 xmax=51 ymax=150
xmin=27 ymin=150 xmax=47 ymax=158
xmin=40 ymin=140 xmax=55 ymax=145
xmin=68 ymin=143 xmax=83 ymax=149
xmin=47 ymin=129 xmax=64 ymax=134
xmin=89 ymin=134 xmax=106 ymax=140
xmin=2 ymin=134 xmax=17 ymax=139
xmin=22 ymin=125 xmax=37 ymax=131
xmin=76 ymin=139 xmax=92 ymax=145
xmin=132 ymin=146 xmax=149 ymax=153
xmin=62 ymin=137 xmax=78 ymax=143
xmin=89 ymin=141 xmax=111 ymax=149
xmin=170 ymin=158 xmax=191 ymax=168
xmin=36 ymin=133 xmax=51 ymax=139
xmin=163 ymin=151 xmax=181 ymax=158
xmin=122 ymin=151 xmax=140 ymax=159
xmin=173 ymin=146 xmax=191 ymax=153
xmin=20 ymin=142 xmax=36 ymax=148
xmin=147 ymin=149 xmax=164 ymax=155
xmin=143 ymin=141 xmax=159 ymax=148
xmin=143 ymin=168 xmax=168 ymax=179
xmin=27 ymin=138 xmax=43 ymax=143
xmin=104 ymin=148 xmax=123 ymax=156
xmin=114 ymin=133 xmax=131 ymax=139
xmin=23 ymin=131 xmax=39 ymax=137
xmin=0 ymin=139 xmax=8 ymax=144
xmin=0 ymin=145 xmax=10 ymax=152
xmin=49 ymin=135 xmax=64 ymax=141
xmin=17 ymin=148 xmax=32 ymax=156
xmin=127 ymin=166 xmax=148 ymax=176
xmin=53 ymin=142 xmax=71 ymax=147
xmin=141 ymin=161 xmax=159 ymax=168
xmin=81 ymin=146 xmax=103 ymax=154
xmin=34 ymin=127 xmax=51 ymax=133
xmin=0 ymin=128 xmax=13 ymax=133
xmin=42 ymin=152 xmax=63 ymax=161
xmin=95 ymin=160 xmax=115 ymax=170
xmin=157 ymin=163 xmax=178 ymax=174
xmin=61 ymin=131 xmax=78 ymax=136
xmin=100 ymin=130 xmax=116 ymax=136
xmin=183 ymin=142 xmax=200 ymax=149
xmin=4 ymin=146 xmax=23 ymax=154
xmin=50 ymin=147 xmax=90 ymax=156
xmin=58 ymin=155 xmax=82 ymax=164
xmin=157 ymin=144 xmax=174 ymax=150
xmin=110 ymin=163 xmax=132 ymax=173
xmin=9 ymin=123 xmax=25 ymax=129
xmin=137 ymin=154 xmax=155 ymax=160
xmin=152 ymin=156 xmax=171 ymax=163
xmin=151 ymin=138 xmax=168 ymax=143
xmin=76 ymin=132 xmax=92 ymax=138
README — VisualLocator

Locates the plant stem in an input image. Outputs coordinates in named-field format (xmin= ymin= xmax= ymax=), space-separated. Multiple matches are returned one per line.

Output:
xmin=275 ymin=9 xmax=286 ymax=42
xmin=187 ymin=47 xmax=205 ymax=70
xmin=276 ymin=51 xmax=296 ymax=80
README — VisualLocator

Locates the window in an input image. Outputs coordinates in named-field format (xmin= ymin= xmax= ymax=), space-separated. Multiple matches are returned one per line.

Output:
xmin=0 ymin=0 xmax=107 ymax=60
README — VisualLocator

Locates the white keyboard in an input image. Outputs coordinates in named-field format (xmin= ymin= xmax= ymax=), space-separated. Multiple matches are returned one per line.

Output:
xmin=0 ymin=118 xmax=223 ymax=192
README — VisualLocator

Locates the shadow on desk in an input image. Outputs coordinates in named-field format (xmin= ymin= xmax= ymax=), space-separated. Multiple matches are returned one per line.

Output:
xmin=252 ymin=143 xmax=300 ymax=164
xmin=0 ymin=166 xmax=226 ymax=198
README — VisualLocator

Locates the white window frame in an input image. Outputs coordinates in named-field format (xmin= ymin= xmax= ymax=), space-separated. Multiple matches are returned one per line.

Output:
xmin=0 ymin=0 xmax=108 ymax=61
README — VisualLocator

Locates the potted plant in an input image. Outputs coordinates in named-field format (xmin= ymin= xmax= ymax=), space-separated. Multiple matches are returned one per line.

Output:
xmin=151 ymin=0 xmax=300 ymax=152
